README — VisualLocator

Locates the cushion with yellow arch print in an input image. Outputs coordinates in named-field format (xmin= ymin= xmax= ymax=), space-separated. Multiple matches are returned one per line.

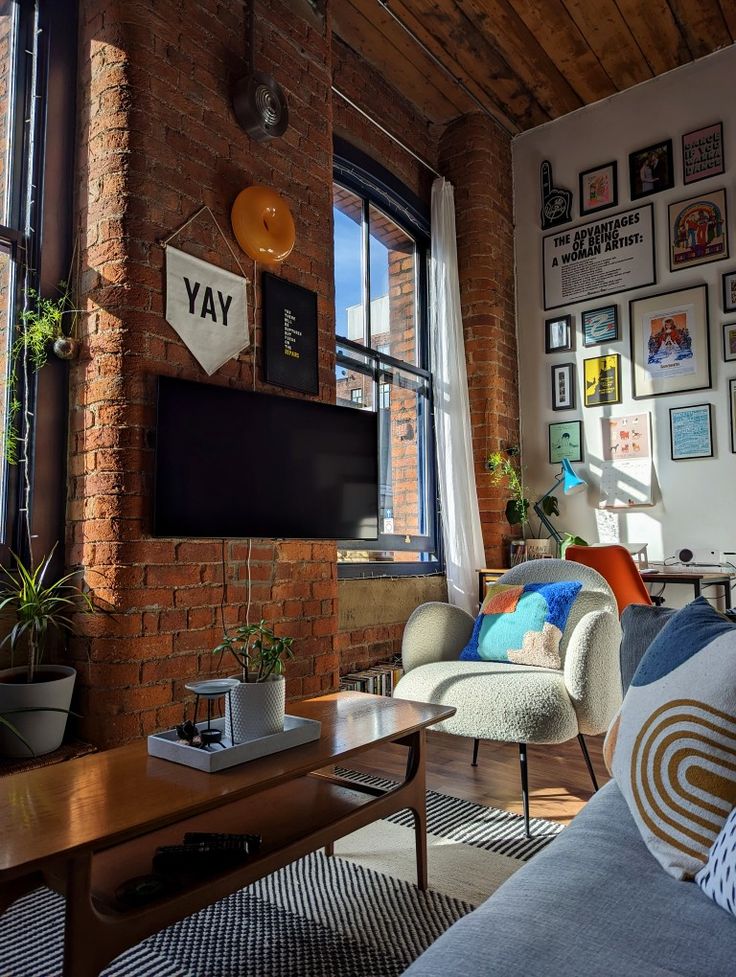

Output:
xmin=603 ymin=597 xmax=736 ymax=880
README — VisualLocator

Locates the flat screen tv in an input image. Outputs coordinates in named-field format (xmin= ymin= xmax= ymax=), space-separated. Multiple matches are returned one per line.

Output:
xmin=153 ymin=376 xmax=379 ymax=540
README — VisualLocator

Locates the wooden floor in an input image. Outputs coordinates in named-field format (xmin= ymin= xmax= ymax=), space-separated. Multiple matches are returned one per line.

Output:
xmin=345 ymin=730 xmax=609 ymax=826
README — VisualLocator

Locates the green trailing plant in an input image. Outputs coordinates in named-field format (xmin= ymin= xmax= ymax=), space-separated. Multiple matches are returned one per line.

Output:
xmin=5 ymin=281 xmax=78 ymax=465
xmin=214 ymin=620 xmax=295 ymax=683
xmin=0 ymin=548 xmax=95 ymax=683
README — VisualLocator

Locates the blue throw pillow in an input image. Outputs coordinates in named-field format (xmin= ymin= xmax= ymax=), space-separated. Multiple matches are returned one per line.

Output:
xmin=459 ymin=580 xmax=582 ymax=670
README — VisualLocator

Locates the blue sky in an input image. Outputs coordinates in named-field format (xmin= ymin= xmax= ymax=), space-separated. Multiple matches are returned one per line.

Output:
xmin=333 ymin=207 xmax=389 ymax=339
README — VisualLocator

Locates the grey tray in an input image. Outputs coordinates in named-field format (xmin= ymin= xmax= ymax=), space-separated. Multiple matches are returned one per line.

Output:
xmin=147 ymin=715 xmax=322 ymax=773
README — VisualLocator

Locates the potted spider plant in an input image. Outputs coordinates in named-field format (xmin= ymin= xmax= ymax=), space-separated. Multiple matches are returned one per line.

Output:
xmin=213 ymin=620 xmax=294 ymax=743
xmin=0 ymin=550 xmax=93 ymax=757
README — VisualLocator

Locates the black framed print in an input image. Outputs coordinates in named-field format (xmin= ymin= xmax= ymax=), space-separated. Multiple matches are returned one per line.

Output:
xmin=723 ymin=323 xmax=736 ymax=363
xmin=629 ymin=284 xmax=711 ymax=399
xmin=583 ymin=354 xmax=621 ymax=407
xmin=669 ymin=403 xmax=713 ymax=461
xmin=682 ymin=122 xmax=724 ymax=185
xmin=551 ymin=362 xmax=575 ymax=411
xmin=549 ymin=420 xmax=583 ymax=464
xmin=582 ymin=305 xmax=619 ymax=347
xmin=579 ymin=161 xmax=617 ymax=215
xmin=545 ymin=314 xmax=573 ymax=353
xmin=629 ymin=139 xmax=674 ymax=200
xmin=723 ymin=270 xmax=736 ymax=313
xmin=262 ymin=272 xmax=319 ymax=394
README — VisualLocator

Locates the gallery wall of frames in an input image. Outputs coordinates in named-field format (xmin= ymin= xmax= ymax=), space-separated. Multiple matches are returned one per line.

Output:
xmin=513 ymin=45 xmax=736 ymax=564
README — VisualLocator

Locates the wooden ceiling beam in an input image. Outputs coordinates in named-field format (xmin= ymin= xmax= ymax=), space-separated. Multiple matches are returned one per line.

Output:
xmin=332 ymin=1 xmax=471 ymax=125
xmin=717 ymin=0 xmax=736 ymax=40
xmin=561 ymin=0 xmax=653 ymax=89
xmin=613 ymin=0 xmax=692 ymax=73
xmin=456 ymin=0 xmax=584 ymax=118
xmin=666 ymin=0 xmax=732 ymax=58
xmin=387 ymin=0 xmax=549 ymax=131
xmin=509 ymin=0 xmax=618 ymax=104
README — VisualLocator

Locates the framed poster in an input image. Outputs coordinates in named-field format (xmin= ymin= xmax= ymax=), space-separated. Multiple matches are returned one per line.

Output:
xmin=668 ymin=188 xmax=728 ymax=271
xmin=682 ymin=123 xmax=724 ymax=185
xmin=669 ymin=404 xmax=713 ymax=460
xmin=579 ymin=161 xmax=617 ymax=215
xmin=549 ymin=420 xmax=583 ymax=464
xmin=542 ymin=204 xmax=655 ymax=310
xmin=545 ymin=314 xmax=573 ymax=352
xmin=629 ymin=285 xmax=711 ymax=399
xmin=723 ymin=323 xmax=736 ymax=362
xmin=629 ymin=139 xmax=674 ymax=199
xmin=723 ymin=270 xmax=736 ymax=313
xmin=584 ymin=354 xmax=621 ymax=407
xmin=730 ymin=379 xmax=736 ymax=454
xmin=600 ymin=412 xmax=653 ymax=507
xmin=582 ymin=305 xmax=619 ymax=347
xmin=262 ymin=272 xmax=319 ymax=395
xmin=551 ymin=362 xmax=575 ymax=411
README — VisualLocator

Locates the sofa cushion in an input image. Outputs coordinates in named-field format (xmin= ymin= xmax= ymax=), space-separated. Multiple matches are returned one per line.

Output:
xmin=459 ymin=581 xmax=582 ymax=670
xmin=696 ymin=804 xmax=736 ymax=916
xmin=619 ymin=603 xmax=676 ymax=694
xmin=604 ymin=598 xmax=736 ymax=880
xmin=402 ymin=781 xmax=736 ymax=977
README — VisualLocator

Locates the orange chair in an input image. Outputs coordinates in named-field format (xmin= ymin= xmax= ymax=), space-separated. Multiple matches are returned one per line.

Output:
xmin=565 ymin=544 xmax=653 ymax=617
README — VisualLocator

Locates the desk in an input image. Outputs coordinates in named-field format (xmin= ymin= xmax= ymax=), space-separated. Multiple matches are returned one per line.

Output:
xmin=640 ymin=568 xmax=734 ymax=609
xmin=0 ymin=692 xmax=453 ymax=977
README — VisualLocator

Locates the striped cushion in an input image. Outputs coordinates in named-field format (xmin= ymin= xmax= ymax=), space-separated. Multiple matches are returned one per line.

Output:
xmin=603 ymin=598 xmax=736 ymax=880
xmin=696 ymin=805 xmax=736 ymax=915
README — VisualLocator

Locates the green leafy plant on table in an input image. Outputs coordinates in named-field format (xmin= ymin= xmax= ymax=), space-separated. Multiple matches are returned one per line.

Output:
xmin=214 ymin=620 xmax=295 ymax=682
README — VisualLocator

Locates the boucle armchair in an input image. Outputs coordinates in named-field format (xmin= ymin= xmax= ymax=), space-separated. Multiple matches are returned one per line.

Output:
xmin=393 ymin=559 xmax=622 ymax=835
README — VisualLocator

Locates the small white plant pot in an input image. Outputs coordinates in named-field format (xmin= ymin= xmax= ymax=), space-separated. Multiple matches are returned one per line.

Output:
xmin=0 ymin=665 xmax=76 ymax=758
xmin=226 ymin=674 xmax=285 ymax=743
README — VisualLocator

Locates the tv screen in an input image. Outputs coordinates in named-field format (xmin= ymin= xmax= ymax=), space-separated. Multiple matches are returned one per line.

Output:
xmin=153 ymin=376 xmax=379 ymax=540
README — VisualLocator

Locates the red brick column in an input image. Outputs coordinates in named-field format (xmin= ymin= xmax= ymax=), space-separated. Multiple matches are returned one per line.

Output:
xmin=438 ymin=113 xmax=518 ymax=566
xmin=70 ymin=0 xmax=338 ymax=746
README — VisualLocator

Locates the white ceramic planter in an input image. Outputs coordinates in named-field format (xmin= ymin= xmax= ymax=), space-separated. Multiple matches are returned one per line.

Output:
xmin=0 ymin=665 xmax=76 ymax=758
xmin=226 ymin=674 xmax=285 ymax=743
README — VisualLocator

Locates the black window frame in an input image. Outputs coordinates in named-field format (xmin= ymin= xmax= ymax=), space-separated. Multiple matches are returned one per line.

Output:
xmin=333 ymin=138 xmax=442 ymax=579
xmin=0 ymin=0 xmax=77 ymax=568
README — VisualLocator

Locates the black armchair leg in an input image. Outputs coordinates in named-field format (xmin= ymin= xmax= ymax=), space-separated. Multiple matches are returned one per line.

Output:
xmin=518 ymin=743 xmax=531 ymax=839
xmin=577 ymin=733 xmax=599 ymax=792
xmin=471 ymin=737 xmax=480 ymax=767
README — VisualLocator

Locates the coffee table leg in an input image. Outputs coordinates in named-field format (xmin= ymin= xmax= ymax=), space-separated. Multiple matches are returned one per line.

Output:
xmin=324 ymin=841 xmax=334 ymax=857
xmin=406 ymin=729 xmax=428 ymax=891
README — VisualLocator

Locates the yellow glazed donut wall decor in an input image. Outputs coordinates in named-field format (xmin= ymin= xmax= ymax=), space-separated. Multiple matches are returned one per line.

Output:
xmin=230 ymin=185 xmax=296 ymax=265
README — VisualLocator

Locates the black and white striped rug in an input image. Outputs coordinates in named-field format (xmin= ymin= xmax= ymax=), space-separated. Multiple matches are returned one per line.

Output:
xmin=0 ymin=774 xmax=563 ymax=977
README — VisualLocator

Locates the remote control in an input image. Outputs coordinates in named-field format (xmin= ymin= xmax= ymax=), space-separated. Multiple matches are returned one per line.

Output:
xmin=152 ymin=843 xmax=250 ymax=876
xmin=183 ymin=832 xmax=261 ymax=853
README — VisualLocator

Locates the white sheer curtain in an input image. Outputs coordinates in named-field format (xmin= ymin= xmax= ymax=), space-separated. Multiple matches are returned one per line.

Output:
xmin=430 ymin=177 xmax=486 ymax=616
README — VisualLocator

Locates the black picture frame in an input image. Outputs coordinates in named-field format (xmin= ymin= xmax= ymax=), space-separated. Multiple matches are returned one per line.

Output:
xmin=682 ymin=122 xmax=724 ymax=185
xmin=668 ymin=188 xmax=728 ymax=273
xmin=545 ymin=314 xmax=573 ymax=353
xmin=669 ymin=403 xmax=714 ymax=461
xmin=551 ymin=362 xmax=576 ymax=411
xmin=582 ymin=305 xmax=619 ymax=347
xmin=262 ymin=272 xmax=319 ymax=395
xmin=548 ymin=420 xmax=583 ymax=464
xmin=579 ymin=161 xmax=618 ymax=215
xmin=723 ymin=323 xmax=736 ymax=363
xmin=629 ymin=139 xmax=674 ymax=200
xmin=629 ymin=284 xmax=711 ymax=400
xmin=723 ymin=270 xmax=736 ymax=313
xmin=583 ymin=354 xmax=622 ymax=408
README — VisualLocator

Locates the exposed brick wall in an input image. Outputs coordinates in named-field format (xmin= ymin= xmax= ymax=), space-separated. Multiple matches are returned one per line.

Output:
xmin=71 ymin=0 xmax=338 ymax=746
xmin=439 ymin=114 xmax=518 ymax=568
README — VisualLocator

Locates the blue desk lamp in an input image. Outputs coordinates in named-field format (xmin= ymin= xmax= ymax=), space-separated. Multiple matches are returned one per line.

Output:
xmin=533 ymin=458 xmax=587 ymax=551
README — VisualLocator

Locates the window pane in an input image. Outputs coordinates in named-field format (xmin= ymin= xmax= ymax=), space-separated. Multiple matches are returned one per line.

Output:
xmin=333 ymin=184 xmax=365 ymax=345
xmin=335 ymin=361 xmax=373 ymax=412
xmin=369 ymin=204 xmax=417 ymax=364
xmin=0 ymin=3 xmax=16 ymax=226
xmin=0 ymin=244 xmax=13 ymax=530
xmin=380 ymin=366 xmax=428 ymax=546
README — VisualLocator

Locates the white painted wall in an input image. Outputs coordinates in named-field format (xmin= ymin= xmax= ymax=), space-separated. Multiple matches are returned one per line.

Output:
xmin=513 ymin=47 xmax=736 ymax=572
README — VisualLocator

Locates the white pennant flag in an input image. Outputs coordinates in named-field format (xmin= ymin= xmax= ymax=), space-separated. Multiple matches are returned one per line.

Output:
xmin=165 ymin=246 xmax=249 ymax=375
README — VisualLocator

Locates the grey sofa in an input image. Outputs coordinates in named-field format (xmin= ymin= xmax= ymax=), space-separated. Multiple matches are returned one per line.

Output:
xmin=403 ymin=603 xmax=736 ymax=977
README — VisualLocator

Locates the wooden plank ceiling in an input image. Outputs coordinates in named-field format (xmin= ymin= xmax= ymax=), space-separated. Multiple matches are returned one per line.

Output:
xmin=333 ymin=0 xmax=736 ymax=132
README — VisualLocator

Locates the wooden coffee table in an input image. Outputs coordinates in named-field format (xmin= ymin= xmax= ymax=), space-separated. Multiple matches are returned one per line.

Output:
xmin=0 ymin=691 xmax=454 ymax=977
